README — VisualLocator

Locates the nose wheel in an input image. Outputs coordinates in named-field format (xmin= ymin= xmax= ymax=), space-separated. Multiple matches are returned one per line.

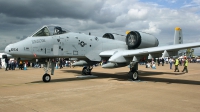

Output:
xmin=43 ymin=73 xmax=51 ymax=82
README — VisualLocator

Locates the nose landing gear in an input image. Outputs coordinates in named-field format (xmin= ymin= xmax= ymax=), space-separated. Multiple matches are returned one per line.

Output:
xmin=42 ymin=59 xmax=55 ymax=82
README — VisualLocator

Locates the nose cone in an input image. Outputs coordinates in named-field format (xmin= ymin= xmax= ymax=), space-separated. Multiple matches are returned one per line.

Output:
xmin=5 ymin=44 xmax=11 ymax=53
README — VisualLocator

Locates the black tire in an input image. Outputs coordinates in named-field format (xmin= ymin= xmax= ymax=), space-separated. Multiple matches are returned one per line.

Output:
xmin=82 ymin=67 xmax=87 ymax=75
xmin=128 ymin=71 xmax=138 ymax=80
xmin=82 ymin=67 xmax=92 ymax=75
xmin=42 ymin=74 xmax=51 ymax=82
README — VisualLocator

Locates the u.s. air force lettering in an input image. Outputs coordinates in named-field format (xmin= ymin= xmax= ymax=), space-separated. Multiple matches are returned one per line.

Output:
xmin=32 ymin=39 xmax=46 ymax=44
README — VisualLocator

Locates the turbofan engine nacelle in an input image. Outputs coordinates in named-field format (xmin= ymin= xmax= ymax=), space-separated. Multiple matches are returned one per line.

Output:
xmin=126 ymin=31 xmax=159 ymax=49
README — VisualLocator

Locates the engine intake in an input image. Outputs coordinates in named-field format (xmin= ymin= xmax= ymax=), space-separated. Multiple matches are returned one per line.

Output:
xmin=126 ymin=31 xmax=159 ymax=49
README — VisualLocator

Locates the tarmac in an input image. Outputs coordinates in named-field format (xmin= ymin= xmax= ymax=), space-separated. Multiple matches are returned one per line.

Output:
xmin=0 ymin=63 xmax=200 ymax=112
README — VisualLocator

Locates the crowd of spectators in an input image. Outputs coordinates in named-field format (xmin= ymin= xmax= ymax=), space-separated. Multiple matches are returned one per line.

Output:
xmin=139 ymin=56 xmax=200 ymax=69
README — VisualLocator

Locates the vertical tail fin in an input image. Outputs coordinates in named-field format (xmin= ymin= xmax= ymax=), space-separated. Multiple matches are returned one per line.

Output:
xmin=174 ymin=27 xmax=183 ymax=44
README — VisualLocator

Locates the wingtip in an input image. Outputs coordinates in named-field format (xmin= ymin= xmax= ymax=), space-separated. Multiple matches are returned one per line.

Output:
xmin=126 ymin=31 xmax=130 ymax=35
xmin=175 ymin=27 xmax=181 ymax=31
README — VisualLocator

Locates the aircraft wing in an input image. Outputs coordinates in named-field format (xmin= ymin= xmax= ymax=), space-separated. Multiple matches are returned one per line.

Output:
xmin=100 ymin=42 xmax=200 ymax=63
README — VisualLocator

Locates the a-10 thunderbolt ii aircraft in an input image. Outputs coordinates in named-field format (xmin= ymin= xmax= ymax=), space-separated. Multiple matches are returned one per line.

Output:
xmin=3 ymin=25 xmax=200 ymax=82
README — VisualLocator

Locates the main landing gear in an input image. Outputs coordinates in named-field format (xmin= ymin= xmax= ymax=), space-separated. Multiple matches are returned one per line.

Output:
xmin=42 ymin=59 xmax=55 ymax=82
xmin=128 ymin=62 xmax=139 ymax=80
xmin=82 ymin=66 xmax=93 ymax=75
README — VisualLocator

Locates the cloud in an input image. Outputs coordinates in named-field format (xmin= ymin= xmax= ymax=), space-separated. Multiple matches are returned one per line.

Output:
xmin=128 ymin=8 xmax=148 ymax=20
xmin=0 ymin=0 xmax=200 ymax=54
xmin=165 ymin=0 xmax=177 ymax=3
xmin=0 ymin=0 xmax=104 ymax=19
xmin=16 ymin=36 xmax=20 ymax=39
xmin=142 ymin=22 xmax=161 ymax=34
xmin=181 ymin=0 xmax=200 ymax=13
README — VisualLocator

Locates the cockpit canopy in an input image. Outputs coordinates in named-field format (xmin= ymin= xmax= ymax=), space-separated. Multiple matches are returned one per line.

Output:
xmin=32 ymin=25 xmax=70 ymax=37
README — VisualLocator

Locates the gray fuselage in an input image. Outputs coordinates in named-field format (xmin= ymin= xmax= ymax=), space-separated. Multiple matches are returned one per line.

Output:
xmin=5 ymin=32 xmax=127 ymax=62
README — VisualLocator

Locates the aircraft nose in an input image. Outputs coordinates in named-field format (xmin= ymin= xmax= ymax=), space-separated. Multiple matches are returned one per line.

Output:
xmin=5 ymin=44 xmax=11 ymax=53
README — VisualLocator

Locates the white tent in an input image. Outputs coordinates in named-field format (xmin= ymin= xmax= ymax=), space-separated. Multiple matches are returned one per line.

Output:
xmin=0 ymin=53 xmax=14 ymax=68
xmin=0 ymin=53 xmax=6 ymax=68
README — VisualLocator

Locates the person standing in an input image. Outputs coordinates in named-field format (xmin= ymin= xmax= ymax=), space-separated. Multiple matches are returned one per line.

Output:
xmin=182 ymin=57 xmax=188 ymax=73
xmin=166 ymin=58 xmax=169 ymax=64
xmin=0 ymin=59 xmax=2 ymax=69
xmin=11 ymin=60 xmax=14 ymax=70
xmin=19 ymin=60 xmax=23 ymax=70
xmin=157 ymin=58 xmax=160 ymax=66
xmin=169 ymin=57 xmax=173 ymax=69
xmin=179 ymin=58 xmax=182 ymax=66
xmin=5 ymin=58 xmax=9 ymax=71
xmin=161 ymin=58 xmax=165 ymax=66
xmin=8 ymin=59 xmax=12 ymax=70
xmin=59 ymin=58 xmax=63 ymax=69
xmin=151 ymin=58 xmax=154 ymax=68
xmin=174 ymin=58 xmax=179 ymax=72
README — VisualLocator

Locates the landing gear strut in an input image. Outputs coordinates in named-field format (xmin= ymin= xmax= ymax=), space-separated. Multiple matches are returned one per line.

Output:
xmin=82 ymin=66 xmax=93 ymax=75
xmin=128 ymin=62 xmax=139 ymax=80
xmin=42 ymin=59 xmax=55 ymax=82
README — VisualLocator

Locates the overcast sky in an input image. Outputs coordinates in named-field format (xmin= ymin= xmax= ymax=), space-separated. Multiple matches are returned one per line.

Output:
xmin=0 ymin=0 xmax=200 ymax=55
